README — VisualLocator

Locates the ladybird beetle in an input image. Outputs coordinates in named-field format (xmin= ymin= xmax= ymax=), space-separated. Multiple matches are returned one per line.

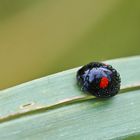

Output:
xmin=77 ymin=62 xmax=121 ymax=98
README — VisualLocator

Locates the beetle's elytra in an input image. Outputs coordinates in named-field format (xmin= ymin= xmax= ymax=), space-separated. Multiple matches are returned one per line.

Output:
xmin=77 ymin=62 xmax=121 ymax=98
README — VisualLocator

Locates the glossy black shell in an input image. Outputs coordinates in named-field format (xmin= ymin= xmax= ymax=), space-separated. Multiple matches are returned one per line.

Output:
xmin=77 ymin=62 xmax=121 ymax=98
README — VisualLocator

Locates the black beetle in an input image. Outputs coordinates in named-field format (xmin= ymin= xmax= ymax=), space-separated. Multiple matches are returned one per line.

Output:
xmin=77 ymin=62 xmax=121 ymax=98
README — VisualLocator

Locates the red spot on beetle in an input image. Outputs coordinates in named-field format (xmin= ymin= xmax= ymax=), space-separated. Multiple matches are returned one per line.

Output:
xmin=100 ymin=77 xmax=109 ymax=89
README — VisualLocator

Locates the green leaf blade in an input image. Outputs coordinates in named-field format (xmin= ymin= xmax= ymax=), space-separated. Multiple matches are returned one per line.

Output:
xmin=0 ymin=56 xmax=140 ymax=140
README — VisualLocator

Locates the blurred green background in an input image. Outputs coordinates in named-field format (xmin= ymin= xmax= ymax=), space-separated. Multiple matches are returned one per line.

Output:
xmin=0 ymin=0 xmax=140 ymax=89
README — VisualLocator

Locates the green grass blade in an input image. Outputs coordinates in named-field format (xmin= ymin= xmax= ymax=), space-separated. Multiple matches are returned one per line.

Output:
xmin=0 ymin=56 xmax=140 ymax=139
